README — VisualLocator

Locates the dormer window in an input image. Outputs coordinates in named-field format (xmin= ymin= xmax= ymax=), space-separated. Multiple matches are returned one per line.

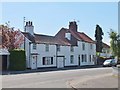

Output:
xmin=65 ymin=33 xmax=71 ymax=40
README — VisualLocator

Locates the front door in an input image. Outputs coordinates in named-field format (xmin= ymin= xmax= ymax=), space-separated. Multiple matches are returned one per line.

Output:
xmin=57 ymin=57 xmax=64 ymax=68
xmin=31 ymin=55 xmax=37 ymax=69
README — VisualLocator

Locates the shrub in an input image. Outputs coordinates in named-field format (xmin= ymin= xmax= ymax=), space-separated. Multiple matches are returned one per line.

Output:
xmin=9 ymin=49 xmax=26 ymax=71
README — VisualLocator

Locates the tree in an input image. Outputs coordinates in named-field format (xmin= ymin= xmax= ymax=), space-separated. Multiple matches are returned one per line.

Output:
xmin=109 ymin=29 xmax=120 ymax=61
xmin=95 ymin=24 xmax=104 ymax=52
xmin=0 ymin=25 xmax=22 ymax=50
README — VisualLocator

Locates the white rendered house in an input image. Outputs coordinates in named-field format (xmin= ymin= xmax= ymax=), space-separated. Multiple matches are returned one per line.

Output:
xmin=20 ymin=21 xmax=96 ymax=69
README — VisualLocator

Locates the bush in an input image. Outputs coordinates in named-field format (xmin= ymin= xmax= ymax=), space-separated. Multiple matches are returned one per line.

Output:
xmin=9 ymin=49 xmax=26 ymax=71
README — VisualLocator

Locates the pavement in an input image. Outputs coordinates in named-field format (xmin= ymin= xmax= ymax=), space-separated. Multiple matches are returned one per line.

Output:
xmin=1 ymin=65 xmax=102 ymax=75
xmin=69 ymin=73 xmax=119 ymax=89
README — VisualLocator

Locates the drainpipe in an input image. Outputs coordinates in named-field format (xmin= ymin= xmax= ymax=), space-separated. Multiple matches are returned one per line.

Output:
xmin=56 ymin=45 xmax=58 ymax=68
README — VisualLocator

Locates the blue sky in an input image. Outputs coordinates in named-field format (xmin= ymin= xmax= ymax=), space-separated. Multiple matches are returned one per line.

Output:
xmin=1 ymin=2 xmax=118 ymax=45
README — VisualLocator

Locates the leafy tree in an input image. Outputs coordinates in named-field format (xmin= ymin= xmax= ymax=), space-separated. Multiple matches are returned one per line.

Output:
xmin=109 ymin=29 xmax=120 ymax=61
xmin=0 ymin=25 xmax=19 ymax=50
xmin=95 ymin=24 xmax=104 ymax=52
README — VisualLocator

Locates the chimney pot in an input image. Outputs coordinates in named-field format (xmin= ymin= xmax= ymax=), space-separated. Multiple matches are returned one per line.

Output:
xmin=31 ymin=22 xmax=32 ymax=26
xmin=26 ymin=22 xmax=28 ymax=26
xmin=28 ymin=21 xmax=30 ymax=26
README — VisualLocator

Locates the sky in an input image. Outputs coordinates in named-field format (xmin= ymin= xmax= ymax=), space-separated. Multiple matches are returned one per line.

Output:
xmin=1 ymin=2 xmax=118 ymax=45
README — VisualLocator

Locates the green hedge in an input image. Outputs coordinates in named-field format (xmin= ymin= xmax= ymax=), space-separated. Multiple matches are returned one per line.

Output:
xmin=9 ymin=49 xmax=26 ymax=71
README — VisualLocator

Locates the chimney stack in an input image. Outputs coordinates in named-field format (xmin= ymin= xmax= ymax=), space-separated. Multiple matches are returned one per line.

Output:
xmin=25 ymin=21 xmax=34 ymax=36
xmin=69 ymin=21 xmax=77 ymax=32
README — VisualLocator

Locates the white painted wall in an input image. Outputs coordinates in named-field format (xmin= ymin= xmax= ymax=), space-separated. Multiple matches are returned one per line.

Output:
xmin=20 ymin=37 xmax=96 ymax=69
xmin=77 ymin=41 xmax=96 ymax=66
xmin=20 ymin=37 xmax=31 ymax=68
xmin=31 ymin=44 xmax=57 ymax=68
xmin=57 ymin=41 xmax=96 ymax=67
xmin=57 ymin=45 xmax=78 ymax=67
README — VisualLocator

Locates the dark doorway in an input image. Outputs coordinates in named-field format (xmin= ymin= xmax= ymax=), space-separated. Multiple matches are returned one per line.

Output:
xmin=78 ymin=55 xmax=80 ymax=66
xmin=2 ymin=55 xmax=7 ymax=70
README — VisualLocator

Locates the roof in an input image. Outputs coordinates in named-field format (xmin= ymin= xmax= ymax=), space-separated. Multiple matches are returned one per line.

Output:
xmin=22 ymin=22 xmax=95 ymax=45
xmin=55 ymin=28 xmax=95 ymax=44
xmin=22 ymin=32 xmax=71 ymax=46
xmin=77 ymin=32 xmax=95 ymax=43
xmin=102 ymin=43 xmax=110 ymax=48
xmin=22 ymin=32 xmax=35 ymax=43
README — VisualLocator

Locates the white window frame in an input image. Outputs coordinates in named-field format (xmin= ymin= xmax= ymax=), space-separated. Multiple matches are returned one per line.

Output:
xmin=43 ymin=57 xmax=53 ymax=65
xmin=57 ymin=45 xmax=60 ymax=52
xmin=70 ymin=55 xmax=74 ymax=64
xmin=45 ymin=44 xmax=49 ymax=52
xmin=90 ymin=44 xmax=93 ymax=49
xmin=70 ymin=46 xmax=74 ymax=52
xmin=82 ymin=43 xmax=85 ymax=50
xmin=81 ymin=54 xmax=87 ymax=62
xmin=33 ymin=43 xmax=37 ymax=50
xmin=89 ymin=55 xmax=91 ymax=62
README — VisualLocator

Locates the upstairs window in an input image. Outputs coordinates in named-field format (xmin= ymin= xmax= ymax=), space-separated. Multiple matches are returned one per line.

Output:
xmin=90 ymin=44 xmax=93 ymax=49
xmin=45 ymin=44 xmax=49 ymax=52
xmin=57 ymin=45 xmax=60 ymax=52
xmin=70 ymin=46 xmax=74 ymax=52
xmin=70 ymin=55 xmax=74 ymax=64
xmin=82 ymin=43 xmax=85 ymax=50
xmin=33 ymin=43 xmax=37 ymax=50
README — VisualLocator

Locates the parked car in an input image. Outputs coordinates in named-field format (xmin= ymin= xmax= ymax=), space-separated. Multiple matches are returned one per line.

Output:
xmin=103 ymin=59 xmax=117 ymax=67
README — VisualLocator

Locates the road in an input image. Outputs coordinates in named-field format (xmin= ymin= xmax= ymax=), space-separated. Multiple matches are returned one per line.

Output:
xmin=2 ymin=67 xmax=118 ymax=88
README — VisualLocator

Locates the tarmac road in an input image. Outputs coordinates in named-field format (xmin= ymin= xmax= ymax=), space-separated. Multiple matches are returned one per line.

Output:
xmin=2 ymin=67 xmax=118 ymax=88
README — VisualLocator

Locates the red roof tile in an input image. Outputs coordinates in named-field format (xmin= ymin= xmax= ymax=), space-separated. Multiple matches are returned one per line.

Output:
xmin=102 ymin=43 xmax=110 ymax=48
xmin=55 ymin=28 xmax=95 ymax=44
xmin=77 ymin=32 xmax=95 ymax=43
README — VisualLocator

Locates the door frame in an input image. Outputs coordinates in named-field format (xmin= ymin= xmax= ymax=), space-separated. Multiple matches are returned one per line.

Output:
xmin=31 ymin=54 xmax=38 ymax=69
xmin=56 ymin=56 xmax=65 ymax=68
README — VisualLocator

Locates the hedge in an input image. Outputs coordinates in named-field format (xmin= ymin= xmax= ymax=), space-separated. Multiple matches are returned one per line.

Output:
xmin=9 ymin=49 xmax=26 ymax=71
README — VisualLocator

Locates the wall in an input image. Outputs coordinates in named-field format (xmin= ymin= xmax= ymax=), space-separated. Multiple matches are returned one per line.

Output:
xmin=57 ymin=45 xmax=78 ymax=67
xmin=77 ymin=41 xmax=96 ymax=66
xmin=20 ymin=37 xmax=31 ymax=68
xmin=21 ymin=37 xmax=96 ymax=69
xmin=31 ymin=44 xmax=57 ymax=68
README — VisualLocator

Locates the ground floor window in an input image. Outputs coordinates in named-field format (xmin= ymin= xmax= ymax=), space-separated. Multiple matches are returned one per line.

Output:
xmin=42 ymin=57 xmax=53 ymax=65
xmin=92 ymin=55 xmax=96 ymax=61
xmin=89 ymin=55 xmax=92 ymax=62
xmin=81 ymin=54 xmax=87 ymax=62
xmin=70 ymin=55 xmax=74 ymax=64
